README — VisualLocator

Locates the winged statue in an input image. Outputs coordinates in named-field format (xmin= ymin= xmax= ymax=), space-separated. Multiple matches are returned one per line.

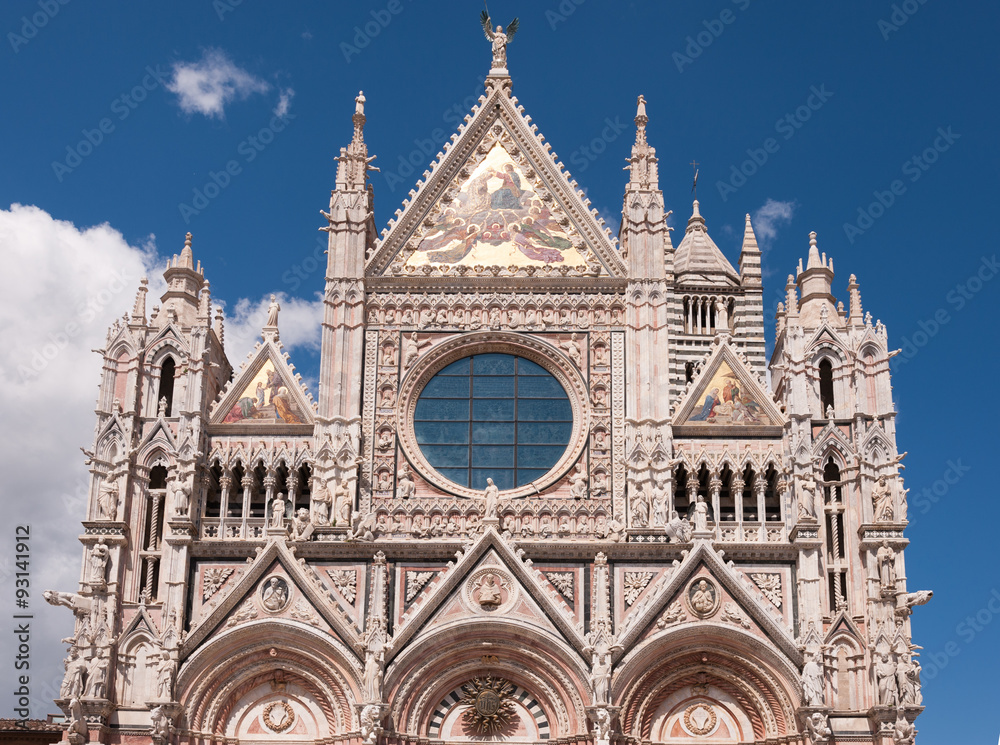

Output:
xmin=481 ymin=6 xmax=519 ymax=70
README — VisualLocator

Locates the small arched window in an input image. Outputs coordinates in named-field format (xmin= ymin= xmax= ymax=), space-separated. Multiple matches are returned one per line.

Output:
xmin=818 ymin=358 xmax=834 ymax=415
xmin=157 ymin=357 xmax=176 ymax=417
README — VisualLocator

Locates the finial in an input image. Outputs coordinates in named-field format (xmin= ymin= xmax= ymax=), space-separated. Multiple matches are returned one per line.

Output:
xmin=636 ymin=94 xmax=647 ymax=121
xmin=185 ymin=232 xmax=192 ymax=248
xmin=355 ymin=91 xmax=365 ymax=116
xmin=131 ymin=277 xmax=149 ymax=324
xmin=691 ymin=199 xmax=702 ymax=219
xmin=178 ymin=232 xmax=194 ymax=269
xmin=690 ymin=160 xmax=699 ymax=198
xmin=806 ymin=231 xmax=822 ymax=270
xmin=214 ymin=305 xmax=225 ymax=347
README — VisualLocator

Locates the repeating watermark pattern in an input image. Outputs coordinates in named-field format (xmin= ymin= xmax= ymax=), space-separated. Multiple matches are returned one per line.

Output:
xmin=51 ymin=65 xmax=170 ymax=182
xmin=177 ymin=110 xmax=296 ymax=223
xmin=716 ymin=85 xmax=833 ymax=202
xmin=922 ymin=588 xmax=1000 ymax=680
xmin=843 ymin=126 xmax=959 ymax=244
xmin=567 ymin=117 xmax=628 ymax=173
xmin=15 ymin=268 xmax=133 ymax=383
xmin=213 ymin=0 xmax=246 ymax=21
xmin=340 ymin=0 xmax=413 ymax=64
xmin=12 ymin=525 xmax=31 ymax=720
xmin=282 ymin=234 xmax=329 ymax=292
xmin=7 ymin=0 xmax=71 ymax=54
xmin=672 ymin=0 xmax=752 ymax=73
xmin=877 ymin=0 xmax=931 ymax=40
xmin=546 ymin=0 xmax=587 ymax=30
xmin=890 ymin=254 xmax=996 ymax=369
xmin=911 ymin=458 xmax=970 ymax=517
xmin=382 ymin=74 xmax=488 ymax=193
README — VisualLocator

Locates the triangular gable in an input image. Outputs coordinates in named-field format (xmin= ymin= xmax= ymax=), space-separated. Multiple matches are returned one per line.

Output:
xmin=180 ymin=538 xmax=361 ymax=659
xmin=367 ymin=80 xmax=626 ymax=283
xmin=145 ymin=323 xmax=191 ymax=357
xmin=824 ymin=610 xmax=864 ymax=646
xmin=806 ymin=324 xmax=847 ymax=354
xmin=389 ymin=528 xmax=586 ymax=659
xmin=138 ymin=417 xmax=178 ymax=458
xmin=616 ymin=541 xmax=801 ymax=664
xmin=209 ymin=340 xmax=315 ymax=429
xmin=673 ymin=340 xmax=785 ymax=434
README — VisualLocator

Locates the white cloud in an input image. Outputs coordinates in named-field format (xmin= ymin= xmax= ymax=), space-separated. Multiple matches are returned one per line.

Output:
xmin=752 ymin=198 xmax=796 ymax=251
xmin=0 ymin=204 xmax=320 ymax=716
xmin=166 ymin=49 xmax=270 ymax=119
xmin=273 ymin=87 xmax=295 ymax=118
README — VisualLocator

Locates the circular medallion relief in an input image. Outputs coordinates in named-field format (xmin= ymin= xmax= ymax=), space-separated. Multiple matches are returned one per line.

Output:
xmin=263 ymin=701 xmax=295 ymax=732
xmin=475 ymin=689 xmax=502 ymax=717
xmin=686 ymin=578 xmax=720 ymax=619
xmin=465 ymin=567 xmax=517 ymax=613
xmin=682 ymin=703 xmax=717 ymax=736
xmin=260 ymin=576 xmax=291 ymax=613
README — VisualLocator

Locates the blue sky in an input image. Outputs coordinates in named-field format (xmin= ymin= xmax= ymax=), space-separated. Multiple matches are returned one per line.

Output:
xmin=1 ymin=1 xmax=998 ymax=741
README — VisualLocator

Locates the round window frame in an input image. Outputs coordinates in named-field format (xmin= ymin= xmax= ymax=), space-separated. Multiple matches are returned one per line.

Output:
xmin=396 ymin=331 xmax=590 ymax=500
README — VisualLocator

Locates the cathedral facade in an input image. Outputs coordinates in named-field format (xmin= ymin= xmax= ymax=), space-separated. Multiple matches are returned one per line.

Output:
xmin=47 ymin=35 xmax=928 ymax=745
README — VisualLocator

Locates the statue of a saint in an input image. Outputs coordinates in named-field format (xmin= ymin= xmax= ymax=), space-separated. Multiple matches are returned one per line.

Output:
xmin=265 ymin=294 xmax=280 ymax=328
xmin=402 ymin=332 xmax=431 ymax=369
xmin=569 ymin=462 xmax=588 ymax=499
xmin=801 ymin=653 xmax=824 ymax=706
xmin=476 ymin=573 xmax=503 ymax=606
xmin=396 ymin=465 xmax=415 ymax=499
xmin=877 ymin=540 xmax=897 ymax=589
xmin=690 ymin=580 xmax=715 ymax=615
xmin=173 ymin=482 xmax=191 ymax=516
xmin=311 ymin=478 xmax=331 ymax=525
xmin=289 ymin=508 xmax=313 ymax=542
xmin=89 ymin=540 xmax=110 ymax=585
xmin=97 ymin=479 xmax=119 ymax=521
xmin=875 ymin=654 xmax=898 ymax=706
xmin=261 ymin=577 xmax=289 ymax=612
xmin=270 ymin=493 xmax=286 ymax=529
xmin=630 ymin=482 xmax=649 ymax=527
xmin=872 ymin=475 xmax=894 ymax=522
xmin=84 ymin=653 xmax=108 ymax=699
xmin=715 ymin=298 xmax=729 ymax=332
xmin=481 ymin=478 xmax=500 ymax=520
xmin=693 ymin=495 xmax=709 ymax=532
xmin=590 ymin=651 xmax=611 ymax=704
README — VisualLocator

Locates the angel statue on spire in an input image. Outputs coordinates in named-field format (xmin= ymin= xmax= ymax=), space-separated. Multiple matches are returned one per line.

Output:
xmin=481 ymin=5 xmax=518 ymax=71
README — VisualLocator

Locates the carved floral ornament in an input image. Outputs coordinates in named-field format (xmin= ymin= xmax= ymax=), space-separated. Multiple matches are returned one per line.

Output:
xmin=682 ymin=703 xmax=717 ymax=736
xmin=394 ymin=331 xmax=591 ymax=500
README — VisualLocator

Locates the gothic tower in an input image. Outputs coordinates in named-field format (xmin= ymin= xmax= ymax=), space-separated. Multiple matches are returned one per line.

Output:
xmin=47 ymin=24 xmax=926 ymax=745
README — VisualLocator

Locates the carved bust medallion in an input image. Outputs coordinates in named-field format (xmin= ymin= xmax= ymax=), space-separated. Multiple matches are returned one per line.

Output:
xmin=686 ymin=578 xmax=720 ymax=619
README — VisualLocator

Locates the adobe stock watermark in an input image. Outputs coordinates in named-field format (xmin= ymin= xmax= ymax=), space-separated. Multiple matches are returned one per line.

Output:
xmin=340 ymin=0 xmax=414 ymax=64
xmin=177 ymin=110 xmax=296 ymax=223
xmin=891 ymin=254 xmax=997 ymax=369
xmin=922 ymin=587 xmax=1000 ymax=680
xmin=213 ymin=0 xmax=246 ymax=21
xmin=282 ymin=234 xmax=328 ymax=292
xmin=382 ymin=74 xmax=488 ymax=193
xmin=51 ymin=64 xmax=170 ymax=182
xmin=716 ymin=85 xmax=833 ymax=202
xmin=567 ymin=117 xmax=628 ymax=173
xmin=910 ymin=458 xmax=970 ymax=518
xmin=842 ymin=126 xmax=959 ymax=244
xmin=672 ymin=0 xmax=752 ymax=73
xmin=7 ymin=0 xmax=71 ymax=54
xmin=877 ymin=0 xmax=930 ymax=40
xmin=547 ymin=0 xmax=586 ymax=30
xmin=15 ymin=268 xmax=133 ymax=383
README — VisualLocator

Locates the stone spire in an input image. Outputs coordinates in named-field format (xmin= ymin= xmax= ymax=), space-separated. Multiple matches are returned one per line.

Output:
xmin=738 ymin=214 xmax=761 ymax=287
xmin=737 ymin=214 xmax=766 ymax=375
xmin=198 ymin=280 xmax=211 ymax=323
xmin=795 ymin=232 xmax=838 ymax=326
xmin=335 ymin=91 xmax=376 ymax=191
xmin=674 ymin=200 xmax=739 ymax=286
xmin=626 ymin=95 xmax=658 ymax=190
xmin=213 ymin=305 xmax=225 ymax=348
xmin=130 ymin=277 xmax=148 ymax=325
xmin=847 ymin=274 xmax=864 ymax=327
xmin=160 ymin=232 xmax=205 ymax=327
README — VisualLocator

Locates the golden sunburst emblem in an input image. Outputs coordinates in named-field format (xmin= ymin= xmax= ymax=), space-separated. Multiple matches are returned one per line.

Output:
xmin=460 ymin=675 xmax=516 ymax=735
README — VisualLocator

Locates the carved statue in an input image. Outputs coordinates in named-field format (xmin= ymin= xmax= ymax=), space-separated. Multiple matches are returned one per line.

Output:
xmin=158 ymin=396 xmax=168 ymax=417
xmin=893 ymin=710 xmax=916 ymax=744
xmin=97 ymin=478 xmax=120 ymax=520
xmin=899 ymin=590 xmax=933 ymax=610
xmin=359 ymin=703 xmax=381 ymax=745
xmin=355 ymin=90 xmax=365 ymax=116
xmin=311 ymin=478 xmax=331 ymax=525
xmin=592 ymin=706 xmax=611 ymax=745
xmin=396 ymin=465 xmax=415 ymax=499
xmin=265 ymin=294 xmax=280 ymax=327
xmin=66 ymin=698 xmax=87 ymax=745
xmin=875 ymin=654 xmax=898 ymax=706
xmin=61 ymin=651 xmax=87 ymax=699
xmin=652 ymin=483 xmax=669 ymax=527
xmin=156 ymin=652 xmax=176 ymax=700
xmin=481 ymin=478 xmax=500 ymax=520
xmin=693 ymin=495 xmax=709 ymax=532
xmin=476 ymin=573 xmax=503 ymax=607
xmin=690 ymin=580 xmax=715 ymax=615
xmin=349 ymin=510 xmax=377 ymax=542
xmin=289 ymin=508 xmax=314 ymax=542
xmin=590 ymin=650 xmax=612 ymax=704
xmin=150 ymin=705 xmax=173 ymax=741
xmin=568 ymin=462 xmax=588 ymax=499
xmin=804 ymin=711 xmax=832 ymax=743
xmin=402 ymin=332 xmax=431 ymax=368
xmin=88 ymin=540 xmax=110 ymax=585
xmin=714 ymin=298 xmax=729 ymax=331
xmin=630 ymin=481 xmax=649 ymax=527
xmin=872 ymin=475 xmax=894 ymax=522
xmin=84 ymin=653 xmax=108 ymax=699
xmin=896 ymin=654 xmax=918 ymax=706
xmin=801 ymin=653 xmax=824 ymax=706
xmin=270 ymin=493 xmax=287 ymax=529
xmin=665 ymin=511 xmax=692 ymax=543
xmin=172 ymin=482 xmax=191 ymax=516
xmin=560 ymin=333 xmax=583 ymax=368
xmin=797 ymin=474 xmax=817 ymax=520
xmin=877 ymin=541 xmax=897 ymax=589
